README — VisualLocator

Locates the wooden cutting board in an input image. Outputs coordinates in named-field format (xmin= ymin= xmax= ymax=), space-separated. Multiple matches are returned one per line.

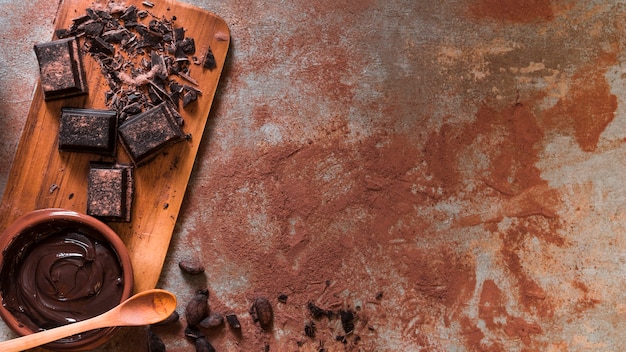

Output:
xmin=0 ymin=0 xmax=229 ymax=292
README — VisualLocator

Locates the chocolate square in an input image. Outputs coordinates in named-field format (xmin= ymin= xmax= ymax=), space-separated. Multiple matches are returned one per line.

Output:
xmin=87 ymin=163 xmax=134 ymax=222
xmin=34 ymin=37 xmax=88 ymax=101
xmin=59 ymin=108 xmax=117 ymax=156
xmin=117 ymin=102 xmax=185 ymax=165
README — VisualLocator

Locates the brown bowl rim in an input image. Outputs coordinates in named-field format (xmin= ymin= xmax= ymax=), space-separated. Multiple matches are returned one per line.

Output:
xmin=0 ymin=208 xmax=134 ymax=351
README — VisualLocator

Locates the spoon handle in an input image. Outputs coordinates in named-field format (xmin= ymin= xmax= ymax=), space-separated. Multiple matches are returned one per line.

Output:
xmin=0 ymin=312 xmax=117 ymax=352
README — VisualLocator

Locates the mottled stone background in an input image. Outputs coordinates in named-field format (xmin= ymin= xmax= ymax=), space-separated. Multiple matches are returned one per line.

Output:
xmin=1 ymin=0 xmax=625 ymax=351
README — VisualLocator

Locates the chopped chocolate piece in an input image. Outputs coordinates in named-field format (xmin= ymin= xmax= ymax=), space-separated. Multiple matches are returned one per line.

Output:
xmin=34 ymin=37 xmax=88 ymax=100
xmin=87 ymin=163 xmax=134 ymax=222
xmin=120 ymin=5 xmax=138 ymax=24
xmin=84 ymin=21 xmax=104 ymax=37
xmin=202 ymin=47 xmax=216 ymax=70
xmin=102 ymin=29 xmax=130 ymax=43
xmin=179 ymin=37 xmax=195 ymax=55
xmin=58 ymin=108 xmax=118 ymax=156
xmin=117 ymin=102 xmax=186 ymax=165
xmin=182 ymin=89 xmax=198 ymax=107
xmin=89 ymin=37 xmax=115 ymax=56
xmin=173 ymin=27 xmax=185 ymax=42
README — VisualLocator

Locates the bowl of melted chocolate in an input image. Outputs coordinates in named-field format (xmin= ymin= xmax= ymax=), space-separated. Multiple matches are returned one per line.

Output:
xmin=0 ymin=209 xmax=133 ymax=351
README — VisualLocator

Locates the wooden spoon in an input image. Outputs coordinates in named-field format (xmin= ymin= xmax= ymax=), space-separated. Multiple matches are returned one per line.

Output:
xmin=0 ymin=289 xmax=176 ymax=352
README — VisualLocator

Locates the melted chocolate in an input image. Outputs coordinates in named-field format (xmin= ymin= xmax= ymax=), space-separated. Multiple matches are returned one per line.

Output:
xmin=0 ymin=222 xmax=124 ymax=342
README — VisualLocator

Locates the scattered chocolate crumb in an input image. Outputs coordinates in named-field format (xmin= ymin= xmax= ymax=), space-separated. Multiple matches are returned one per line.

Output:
xmin=163 ymin=203 xmax=169 ymax=209
xmin=339 ymin=310 xmax=355 ymax=334
xmin=68 ymin=193 xmax=74 ymax=200
xmin=375 ymin=291 xmax=384 ymax=300
xmin=225 ymin=314 xmax=241 ymax=329
xmin=304 ymin=321 xmax=316 ymax=338
xmin=277 ymin=293 xmax=288 ymax=303
xmin=307 ymin=302 xmax=329 ymax=319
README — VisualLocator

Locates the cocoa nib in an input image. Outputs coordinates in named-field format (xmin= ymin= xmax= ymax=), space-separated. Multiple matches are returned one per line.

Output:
xmin=225 ymin=313 xmax=241 ymax=329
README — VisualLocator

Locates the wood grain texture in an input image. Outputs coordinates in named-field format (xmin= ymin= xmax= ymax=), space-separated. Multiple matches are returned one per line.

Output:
xmin=0 ymin=0 xmax=229 ymax=292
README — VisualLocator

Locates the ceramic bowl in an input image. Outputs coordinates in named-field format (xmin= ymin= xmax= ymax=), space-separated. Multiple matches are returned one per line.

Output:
xmin=0 ymin=209 xmax=133 ymax=351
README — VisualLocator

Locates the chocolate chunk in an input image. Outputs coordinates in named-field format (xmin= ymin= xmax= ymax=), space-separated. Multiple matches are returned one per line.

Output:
xmin=58 ymin=108 xmax=118 ymax=156
xmin=34 ymin=37 xmax=88 ymax=100
xmin=84 ymin=21 xmax=104 ymax=37
xmin=87 ymin=163 xmax=134 ymax=222
xmin=117 ymin=102 xmax=185 ymax=165
xmin=179 ymin=37 xmax=195 ymax=55
xmin=89 ymin=37 xmax=115 ymax=56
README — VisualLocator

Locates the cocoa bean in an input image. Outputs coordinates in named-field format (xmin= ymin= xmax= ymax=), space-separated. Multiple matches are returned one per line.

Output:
xmin=179 ymin=260 xmax=205 ymax=275
xmin=185 ymin=289 xmax=209 ymax=326
xmin=147 ymin=329 xmax=166 ymax=352
xmin=194 ymin=337 xmax=216 ymax=352
xmin=151 ymin=310 xmax=179 ymax=327
xmin=199 ymin=313 xmax=224 ymax=328
xmin=251 ymin=297 xmax=273 ymax=330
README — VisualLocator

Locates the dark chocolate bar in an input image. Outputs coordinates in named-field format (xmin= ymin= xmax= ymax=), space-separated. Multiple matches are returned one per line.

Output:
xmin=58 ymin=108 xmax=117 ymax=156
xmin=87 ymin=163 xmax=134 ymax=222
xmin=34 ymin=37 xmax=88 ymax=101
xmin=117 ymin=102 xmax=185 ymax=165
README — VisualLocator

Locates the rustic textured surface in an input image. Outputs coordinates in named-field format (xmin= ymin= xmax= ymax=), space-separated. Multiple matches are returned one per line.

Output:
xmin=1 ymin=0 xmax=626 ymax=351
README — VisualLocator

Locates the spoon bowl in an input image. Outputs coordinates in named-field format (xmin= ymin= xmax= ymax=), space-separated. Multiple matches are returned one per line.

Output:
xmin=0 ymin=289 xmax=176 ymax=352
